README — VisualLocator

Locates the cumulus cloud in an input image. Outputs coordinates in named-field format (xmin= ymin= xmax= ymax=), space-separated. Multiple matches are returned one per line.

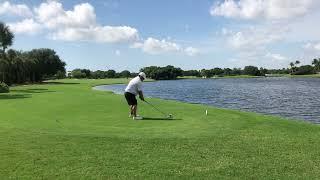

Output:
xmin=3 ymin=1 xmax=139 ymax=43
xmin=8 ymin=19 xmax=42 ymax=35
xmin=266 ymin=52 xmax=287 ymax=60
xmin=138 ymin=38 xmax=181 ymax=54
xmin=225 ymin=26 xmax=288 ymax=50
xmin=131 ymin=38 xmax=199 ymax=56
xmin=0 ymin=1 xmax=33 ymax=17
xmin=33 ymin=1 xmax=138 ymax=43
xmin=303 ymin=42 xmax=320 ymax=51
xmin=226 ymin=50 xmax=291 ymax=68
xmin=3 ymin=0 xmax=198 ymax=56
xmin=34 ymin=1 xmax=96 ymax=29
xmin=184 ymin=47 xmax=200 ymax=56
xmin=211 ymin=0 xmax=318 ymax=20
xmin=51 ymin=26 xmax=138 ymax=43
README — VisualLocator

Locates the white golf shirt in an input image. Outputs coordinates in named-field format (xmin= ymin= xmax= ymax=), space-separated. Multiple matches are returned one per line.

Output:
xmin=125 ymin=76 xmax=142 ymax=95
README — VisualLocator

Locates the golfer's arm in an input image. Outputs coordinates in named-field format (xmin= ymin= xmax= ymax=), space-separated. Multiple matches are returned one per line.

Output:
xmin=138 ymin=91 xmax=144 ymax=101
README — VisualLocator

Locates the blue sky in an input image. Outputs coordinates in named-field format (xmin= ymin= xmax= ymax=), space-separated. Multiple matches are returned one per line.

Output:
xmin=1 ymin=0 xmax=320 ymax=72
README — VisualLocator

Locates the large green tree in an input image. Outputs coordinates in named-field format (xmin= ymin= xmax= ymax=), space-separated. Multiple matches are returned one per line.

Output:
xmin=0 ymin=22 xmax=14 ymax=54
xmin=120 ymin=70 xmax=131 ymax=79
xmin=26 ymin=49 xmax=66 ymax=81
xmin=0 ymin=22 xmax=14 ymax=82
xmin=140 ymin=66 xmax=182 ymax=80
xmin=243 ymin=66 xmax=261 ymax=76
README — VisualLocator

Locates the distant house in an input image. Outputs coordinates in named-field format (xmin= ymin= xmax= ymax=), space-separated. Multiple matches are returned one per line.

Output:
xmin=67 ymin=71 xmax=72 ymax=78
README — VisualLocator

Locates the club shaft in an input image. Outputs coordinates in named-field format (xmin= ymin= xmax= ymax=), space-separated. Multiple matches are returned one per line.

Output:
xmin=145 ymin=101 xmax=167 ymax=116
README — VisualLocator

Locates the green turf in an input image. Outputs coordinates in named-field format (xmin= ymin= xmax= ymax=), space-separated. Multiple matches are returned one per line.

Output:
xmin=1 ymin=79 xmax=319 ymax=179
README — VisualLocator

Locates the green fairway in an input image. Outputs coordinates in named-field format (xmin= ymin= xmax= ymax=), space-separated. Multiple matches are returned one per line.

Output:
xmin=1 ymin=79 xmax=319 ymax=179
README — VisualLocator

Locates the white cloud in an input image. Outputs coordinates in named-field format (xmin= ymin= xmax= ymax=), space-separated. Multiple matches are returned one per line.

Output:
xmin=211 ymin=0 xmax=318 ymax=20
xmin=34 ymin=1 xmax=96 ymax=29
xmin=133 ymin=37 xmax=181 ymax=54
xmin=303 ymin=42 xmax=320 ymax=51
xmin=3 ymin=1 xmax=198 ymax=55
xmin=131 ymin=37 xmax=199 ymax=56
xmin=266 ymin=52 xmax=287 ymax=60
xmin=2 ymin=1 xmax=139 ymax=43
xmin=0 ymin=1 xmax=33 ymax=17
xmin=131 ymin=42 xmax=144 ymax=49
xmin=8 ymin=19 xmax=42 ymax=35
xmin=227 ymin=51 xmax=291 ymax=68
xmin=221 ymin=28 xmax=232 ymax=35
xmin=36 ymin=1 xmax=138 ymax=43
xmin=184 ymin=47 xmax=200 ymax=56
xmin=51 ymin=26 xmax=139 ymax=43
xmin=226 ymin=25 xmax=288 ymax=50
xmin=213 ymin=1 xmax=320 ymax=68
xmin=219 ymin=26 xmax=292 ymax=68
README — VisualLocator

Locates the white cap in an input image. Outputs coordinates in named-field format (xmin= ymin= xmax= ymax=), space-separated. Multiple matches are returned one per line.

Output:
xmin=139 ymin=72 xmax=146 ymax=79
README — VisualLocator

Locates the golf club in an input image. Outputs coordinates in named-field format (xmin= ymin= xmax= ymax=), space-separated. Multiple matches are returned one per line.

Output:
xmin=144 ymin=100 xmax=173 ymax=119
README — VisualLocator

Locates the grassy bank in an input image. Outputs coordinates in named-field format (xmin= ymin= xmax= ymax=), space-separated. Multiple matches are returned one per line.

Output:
xmin=179 ymin=74 xmax=320 ymax=79
xmin=218 ymin=75 xmax=262 ymax=78
xmin=287 ymin=74 xmax=320 ymax=78
xmin=178 ymin=75 xmax=263 ymax=79
xmin=1 ymin=79 xmax=319 ymax=179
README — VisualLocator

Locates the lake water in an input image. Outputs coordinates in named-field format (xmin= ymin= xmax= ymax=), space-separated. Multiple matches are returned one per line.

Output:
xmin=94 ymin=78 xmax=320 ymax=124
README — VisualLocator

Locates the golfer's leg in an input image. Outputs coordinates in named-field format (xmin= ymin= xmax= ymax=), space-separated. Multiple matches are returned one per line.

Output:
xmin=132 ymin=105 xmax=137 ymax=117
xmin=129 ymin=105 xmax=133 ymax=116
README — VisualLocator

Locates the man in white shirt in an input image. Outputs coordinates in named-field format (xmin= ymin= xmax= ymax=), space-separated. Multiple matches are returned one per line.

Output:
xmin=124 ymin=72 xmax=146 ymax=120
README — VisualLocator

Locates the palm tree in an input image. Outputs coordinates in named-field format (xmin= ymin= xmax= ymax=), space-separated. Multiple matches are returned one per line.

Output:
xmin=312 ymin=58 xmax=320 ymax=72
xmin=0 ymin=22 xmax=14 ymax=82
xmin=290 ymin=62 xmax=295 ymax=74
xmin=0 ymin=22 xmax=14 ymax=54
xmin=292 ymin=60 xmax=301 ymax=75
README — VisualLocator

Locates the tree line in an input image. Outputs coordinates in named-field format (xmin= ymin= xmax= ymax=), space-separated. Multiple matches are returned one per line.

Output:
xmin=70 ymin=65 xmax=183 ymax=80
xmin=70 ymin=60 xmax=320 ymax=81
xmin=0 ymin=22 xmax=66 ymax=87
xmin=69 ymin=69 xmax=135 ymax=79
xmin=289 ymin=60 xmax=320 ymax=75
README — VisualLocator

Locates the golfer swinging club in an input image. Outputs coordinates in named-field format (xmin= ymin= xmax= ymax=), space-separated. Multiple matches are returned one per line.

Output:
xmin=124 ymin=72 xmax=146 ymax=120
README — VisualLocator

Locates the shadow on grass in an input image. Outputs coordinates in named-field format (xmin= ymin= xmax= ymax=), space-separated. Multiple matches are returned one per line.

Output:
xmin=142 ymin=117 xmax=182 ymax=121
xmin=0 ymin=94 xmax=31 ymax=99
xmin=11 ymin=88 xmax=55 ymax=94
xmin=43 ymin=82 xmax=80 ymax=85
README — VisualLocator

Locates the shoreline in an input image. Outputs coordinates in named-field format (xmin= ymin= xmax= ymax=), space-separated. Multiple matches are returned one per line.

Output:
xmin=178 ymin=74 xmax=320 ymax=79
xmin=92 ymin=80 xmax=316 ymax=125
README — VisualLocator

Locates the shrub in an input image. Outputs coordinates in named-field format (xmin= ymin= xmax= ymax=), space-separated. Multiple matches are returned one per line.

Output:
xmin=0 ymin=82 xmax=9 ymax=93
xmin=293 ymin=65 xmax=315 ymax=75
xmin=55 ymin=71 xmax=66 ymax=79
xmin=244 ymin=66 xmax=261 ymax=76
